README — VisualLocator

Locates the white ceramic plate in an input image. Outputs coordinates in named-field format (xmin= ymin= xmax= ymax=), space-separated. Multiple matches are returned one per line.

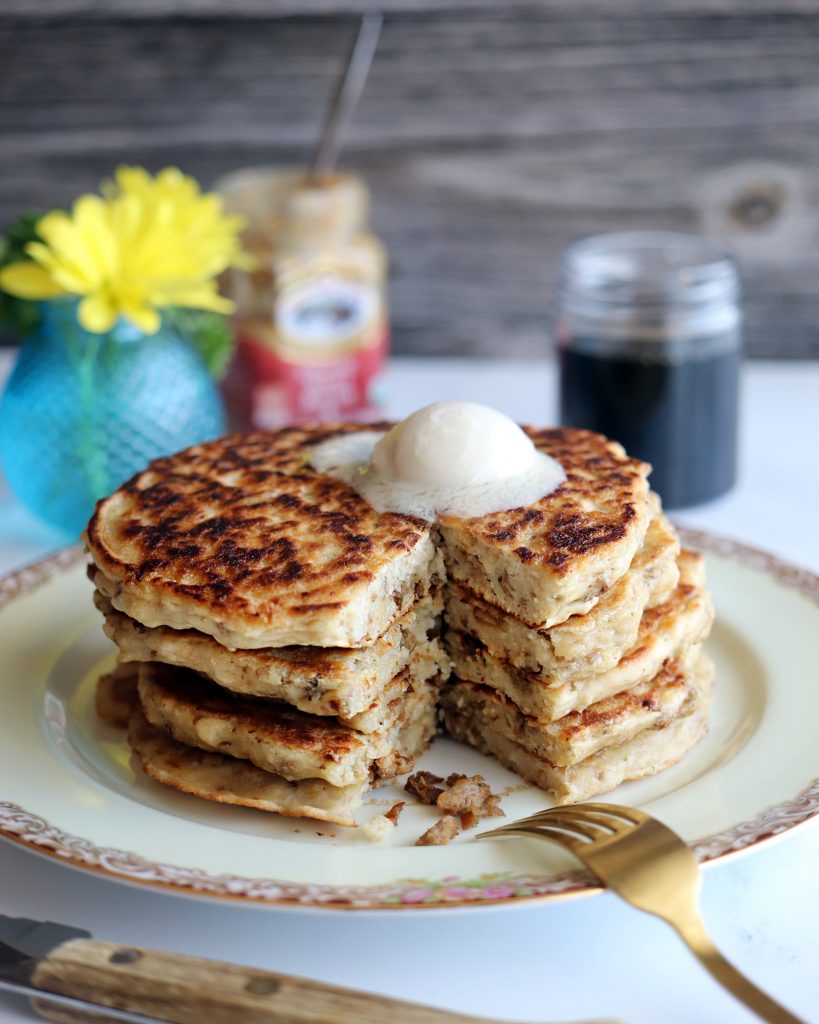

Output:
xmin=1 ymin=530 xmax=817 ymax=911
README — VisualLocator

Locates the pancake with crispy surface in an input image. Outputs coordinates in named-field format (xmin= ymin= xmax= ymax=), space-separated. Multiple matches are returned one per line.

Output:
xmin=444 ymin=644 xmax=702 ymax=768
xmin=137 ymin=661 xmax=442 ymax=788
xmin=87 ymin=425 xmax=442 ymax=650
xmin=441 ymin=650 xmax=713 ymax=804
xmin=97 ymin=589 xmax=445 ymax=721
xmin=87 ymin=425 xmax=653 ymax=649
xmin=440 ymin=427 xmax=654 ymax=628
xmin=447 ymin=550 xmax=713 ymax=721
xmin=128 ymin=712 xmax=366 ymax=827
xmin=445 ymin=511 xmax=679 ymax=678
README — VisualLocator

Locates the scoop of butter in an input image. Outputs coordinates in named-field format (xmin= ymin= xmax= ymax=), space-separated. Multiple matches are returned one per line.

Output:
xmin=309 ymin=401 xmax=565 ymax=521
xmin=371 ymin=401 xmax=541 ymax=487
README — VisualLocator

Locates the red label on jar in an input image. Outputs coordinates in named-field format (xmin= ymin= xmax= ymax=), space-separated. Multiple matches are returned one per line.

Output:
xmin=224 ymin=327 xmax=387 ymax=430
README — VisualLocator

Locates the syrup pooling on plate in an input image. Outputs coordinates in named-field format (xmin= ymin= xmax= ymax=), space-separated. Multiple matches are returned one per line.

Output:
xmin=309 ymin=402 xmax=566 ymax=520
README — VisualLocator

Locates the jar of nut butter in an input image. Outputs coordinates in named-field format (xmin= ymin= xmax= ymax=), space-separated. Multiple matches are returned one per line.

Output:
xmin=218 ymin=168 xmax=388 ymax=429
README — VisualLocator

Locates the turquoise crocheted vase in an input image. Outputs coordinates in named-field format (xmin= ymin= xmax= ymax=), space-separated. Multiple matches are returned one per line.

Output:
xmin=0 ymin=300 xmax=226 ymax=538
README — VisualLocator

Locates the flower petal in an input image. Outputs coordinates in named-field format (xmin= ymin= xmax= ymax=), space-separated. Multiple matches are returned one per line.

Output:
xmin=0 ymin=261 xmax=67 ymax=299
xmin=157 ymin=283 xmax=235 ymax=315
xmin=17 ymin=167 xmax=250 ymax=328
xmin=78 ymin=292 xmax=118 ymax=333
xmin=120 ymin=299 xmax=161 ymax=334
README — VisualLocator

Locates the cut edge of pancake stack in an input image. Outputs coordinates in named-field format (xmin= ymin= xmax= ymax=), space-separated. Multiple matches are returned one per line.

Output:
xmin=86 ymin=423 xmax=715 ymax=828
xmin=93 ymin=588 xmax=449 ymax=827
xmin=439 ymin=508 xmax=715 ymax=805
xmin=91 ymin=568 xmax=449 ymax=830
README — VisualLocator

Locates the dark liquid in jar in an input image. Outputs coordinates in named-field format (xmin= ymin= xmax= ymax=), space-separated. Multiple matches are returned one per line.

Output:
xmin=559 ymin=343 xmax=739 ymax=510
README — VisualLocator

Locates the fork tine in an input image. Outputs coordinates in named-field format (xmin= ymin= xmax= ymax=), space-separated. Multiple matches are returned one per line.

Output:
xmin=544 ymin=807 xmax=633 ymax=836
xmin=500 ymin=806 xmax=627 ymax=838
xmin=578 ymin=802 xmax=651 ymax=825
xmin=476 ymin=823 xmax=585 ymax=853
xmin=530 ymin=812 xmax=608 ymax=841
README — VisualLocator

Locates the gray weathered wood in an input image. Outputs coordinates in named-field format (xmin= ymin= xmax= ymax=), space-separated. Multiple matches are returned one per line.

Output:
xmin=6 ymin=1 xmax=819 ymax=16
xmin=0 ymin=5 xmax=817 ymax=357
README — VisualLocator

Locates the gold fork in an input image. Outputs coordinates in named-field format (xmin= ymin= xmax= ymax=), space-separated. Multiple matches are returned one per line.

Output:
xmin=478 ymin=803 xmax=805 ymax=1024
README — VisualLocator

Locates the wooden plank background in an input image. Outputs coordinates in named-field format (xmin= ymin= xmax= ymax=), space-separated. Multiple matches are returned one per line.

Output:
xmin=1 ymin=1 xmax=818 ymax=358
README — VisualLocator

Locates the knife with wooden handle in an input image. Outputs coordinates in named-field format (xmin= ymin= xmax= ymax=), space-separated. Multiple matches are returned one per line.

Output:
xmin=1 ymin=914 xmax=621 ymax=1024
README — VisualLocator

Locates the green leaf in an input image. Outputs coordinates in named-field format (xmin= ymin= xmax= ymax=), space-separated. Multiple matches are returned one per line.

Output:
xmin=0 ymin=212 xmax=45 ymax=340
xmin=164 ymin=307 xmax=236 ymax=380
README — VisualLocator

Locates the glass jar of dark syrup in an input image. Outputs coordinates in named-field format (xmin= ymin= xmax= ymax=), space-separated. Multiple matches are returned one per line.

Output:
xmin=557 ymin=232 xmax=741 ymax=510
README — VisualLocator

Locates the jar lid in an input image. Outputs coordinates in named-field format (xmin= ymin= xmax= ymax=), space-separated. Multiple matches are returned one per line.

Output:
xmin=216 ymin=167 xmax=369 ymax=253
xmin=558 ymin=231 xmax=741 ymax=348
xmin=561 ymin=231 xmax=738 ymax=307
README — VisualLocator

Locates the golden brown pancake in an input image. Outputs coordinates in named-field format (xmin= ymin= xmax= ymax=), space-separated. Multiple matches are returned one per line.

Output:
xmin=445 ymin=512 xmax=680 ymax=678
xmin=96 ymin=588 xmax=446 ymax=721
xmin=137 ymin=662 xmax=441 ymax=788
xmin=443 ymin=644 xmax=702 ymax=768
xmin=447 ymin=550 xmax=713 ymax=721
xmin=86 ymin=425 xmax=654 ymax=649
xmin=95 ymin=661 xmax=140 ymax=728
xmin=440 ymin=427 xmax=654 ymax=628
xmin=128 ymin=712 xmax=367 ymax=827
xmin=87 ymin=422 xmax=714 ymax=821
xmin=87 ymin=425 xmax=441 ymax=649
xmin=441 ymin=651 xmax=713 ymax=804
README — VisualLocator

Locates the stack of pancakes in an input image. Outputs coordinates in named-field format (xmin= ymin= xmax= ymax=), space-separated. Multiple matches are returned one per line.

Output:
xmin=86 ymin=424 xmax=714 ymax=824
xmin=436 ymin=427 xmax=714 ymax=804
xmin=86 ymin=428 xmax=449 ymax=827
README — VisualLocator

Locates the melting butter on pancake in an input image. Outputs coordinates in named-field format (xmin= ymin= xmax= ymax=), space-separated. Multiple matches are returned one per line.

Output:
xmin=309 ymin=402 xmax=565 ymax=521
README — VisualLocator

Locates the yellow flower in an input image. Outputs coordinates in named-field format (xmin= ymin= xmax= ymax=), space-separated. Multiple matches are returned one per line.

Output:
xmin=0 ymin=167 xmax=251 ymax=334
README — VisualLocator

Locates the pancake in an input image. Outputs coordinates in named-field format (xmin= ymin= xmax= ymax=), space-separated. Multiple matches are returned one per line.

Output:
xmin=445 ymin=512 xmax=680 ymax=678
xmin=441 ymin=651 xmax=713 ymax=804
xmin=447 ymin=550 xmax=713 ymax=721
xmin=440 ymin=427 xmax=654 ymax=628
xmin=95 ymin=661 xmax=140 ymax=728
xmin=128 ymin=712 xmax=366 ymax=827
xmin=443 ymin=644 xmax=701 ymax=768
xmin=97 ymin=588 xmax=446 ymax=721
xmin=87 ymin=425 xmax=653 ymax=649
xmin=87 ymin=424 xmax=443 ymax=650
xmin=137 ymin=661 xmax=442 ymax=788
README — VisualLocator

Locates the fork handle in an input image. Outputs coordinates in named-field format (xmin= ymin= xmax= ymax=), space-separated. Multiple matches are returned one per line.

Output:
xmin=673 ymin=916 xmax=805 ymax=1024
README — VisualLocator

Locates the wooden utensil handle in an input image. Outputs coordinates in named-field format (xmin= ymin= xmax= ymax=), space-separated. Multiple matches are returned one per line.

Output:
xmin=30 ymin=938 xmax=506 ymax=1024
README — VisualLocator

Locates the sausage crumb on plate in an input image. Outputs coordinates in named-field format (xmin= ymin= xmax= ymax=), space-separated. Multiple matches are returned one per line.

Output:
xmin=404 ymin=770 xmax=445 ymax=804
xmin=385 ymin=801 xmax=405 ymax=824
xmin=408 ymin=772 xmax=505 ymax=845
xmin=416 ymin=815 xmax=460 ymax=846
xmin=436 ymin=774 xmax=505 ymax=819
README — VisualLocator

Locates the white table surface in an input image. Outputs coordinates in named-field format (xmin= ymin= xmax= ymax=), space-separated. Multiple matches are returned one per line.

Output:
xmin=0 ymin=355 xmax=817 ymax=1024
